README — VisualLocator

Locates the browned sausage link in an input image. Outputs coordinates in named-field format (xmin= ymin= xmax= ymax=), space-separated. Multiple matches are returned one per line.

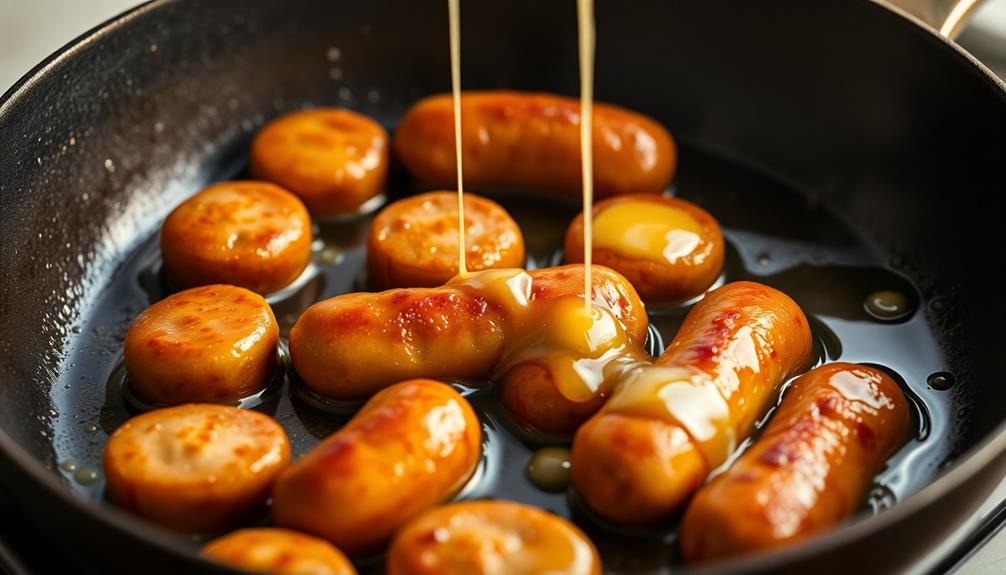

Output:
xmin=394 ymin=91 xmax=676 ymax=197
xmin=271 ymin=380 xmax=481 ymax=556
xmin=679 ymin=363 xmax=910 ymax=562
xmin=289 ymin=264 xmax=647 ymax=400
xmin=387 ymin=500 xmax=601 ymax=575
xmin=202 ymin=528 xmax=357 ymax=575
xmin=572 ymin=281 xmax=813 ymax=524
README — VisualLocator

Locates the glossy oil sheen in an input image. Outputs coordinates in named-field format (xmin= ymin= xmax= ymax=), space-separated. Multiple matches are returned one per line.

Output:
xmin=52 ymin=143 xmax=956 ymax=572
xmin=593 ymin=201 xmax=704 ymax=263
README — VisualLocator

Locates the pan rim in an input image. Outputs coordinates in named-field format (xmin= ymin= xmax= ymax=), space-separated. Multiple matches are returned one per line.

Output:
xmin=0 ymin=0 xmax=1004 ymax=572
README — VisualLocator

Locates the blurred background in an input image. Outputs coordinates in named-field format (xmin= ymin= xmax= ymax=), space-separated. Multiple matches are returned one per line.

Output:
xmin=2 ymin=0 xmax=1006 ymax=92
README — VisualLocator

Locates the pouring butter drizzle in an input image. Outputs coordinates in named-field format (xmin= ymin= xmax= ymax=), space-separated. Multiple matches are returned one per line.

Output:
xmin=578 ymin=0 xmax=595 ymax=314
xmin=448 ymin=0 xmax=468 ymax=278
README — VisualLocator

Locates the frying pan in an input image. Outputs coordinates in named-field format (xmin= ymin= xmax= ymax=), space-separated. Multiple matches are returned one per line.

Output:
xmin=1 ymin=0 xmax=1004 ymax=573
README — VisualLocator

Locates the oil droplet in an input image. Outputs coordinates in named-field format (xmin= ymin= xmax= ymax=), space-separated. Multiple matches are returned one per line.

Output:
xmin=83 ymin=423 xmax=98 ymax=433
xmin=316 ymin=246 xmax=342 ymax=266
xmin=48 ymin=409 xmax=58 ymax=418
xmin=864 ymin=290 xmax=912 ymax=321
xmin=927 ymin=371 xmax=955 ymax=391
xmin=928 ymin=296 xmax=947 ymax=313
xmin=326 ymin=47 xmax=341 ymax=62
xmin=71 ymin=325 xmax=82 ymax=334
xmin=328 ymin=67 xmax=343 ymax=80
xmin=338 ymin=87 xmax=352 ymax=101
xmin=757 ymin=253 xmax=770 ymax=266
xmin=104 ymin=158 xmax=115 ymax=173
xmin=74 ymin=467 xmax=99 ymax=485
xmin=59 ymin=460 xmax=77 ymax=473
xmin=526 ymin=447 xmax=572 ymax=492
xmin=867 ymin=484 xmax=897 ymax=514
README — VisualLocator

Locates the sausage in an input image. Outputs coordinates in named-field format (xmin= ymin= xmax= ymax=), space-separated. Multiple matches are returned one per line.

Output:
xmin=679 ymin=362 xmax=910 ymax=562
xmin=124 ymin=284 xmax=279 ymax=405
xmin=367 ymin=191 xmax=525 ymax=290
xmin=201 ymin=528 xmax=357 ymax=575
xmin=249 ymin=108 xmax=388 ymax=216
xmin=271 ymin=379 xmax=481 ymax=556
xmin=160 ymin=181 xmax=312 ymax=294
xmin=386 ymin=500 xmax=601 ymax=575
xmin=289 ymin=264 xmax=646 ymax=400
xmin=564 ymin=194 xmax=724 ymax=304
xmin=497 ymin=294 xmax=649 ymax=436
xmin=103 ymin=404 xmax=290 ymax=533
xmin=572 ymin=281 xmax=813 ymax=524
xmin=500 ymin=363 xmax=612 ymax=435
xmin=394 ymin=91 xmax=676 ymax=197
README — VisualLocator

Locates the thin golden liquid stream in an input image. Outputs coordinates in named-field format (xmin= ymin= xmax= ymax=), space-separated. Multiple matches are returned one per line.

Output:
xmin=448 ymin=0 xmax=468 ymax=277
xmin=578 ymin=0 xmax=595 ymax=312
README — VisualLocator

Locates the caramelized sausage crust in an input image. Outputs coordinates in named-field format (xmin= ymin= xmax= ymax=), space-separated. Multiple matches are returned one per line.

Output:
xmin=679 ymin=363 xmax=910 ymax=562
xmin=104 ymin=404 xmax=290 ymax=533
xmin=160 ymin=181 xmax=312 ymax=294
xmin=572 ymin=281 xmax=813 ymax=524
xmin=387 ymin=500 xmax=601 ymax=575
xmin=124 ymin=284 xmax=279 ymax=405
xmin=202 ymin=528 xmax=357 ymax=575
xmin=367 ymin=191 xmax=525 ymax=290
xmin=289 ymin=265 xmax=646 ymax=400
xmin=250 ymin=108 xmax=388 ymax=216
xmin=394 ymin=91 xmax=676 ymax=197
xmin=271 ymin=380 xmax=481 ymax=556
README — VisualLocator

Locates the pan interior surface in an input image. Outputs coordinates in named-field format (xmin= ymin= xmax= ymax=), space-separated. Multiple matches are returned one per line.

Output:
xmin=0 ymin=0 xmax=1003 ymax=572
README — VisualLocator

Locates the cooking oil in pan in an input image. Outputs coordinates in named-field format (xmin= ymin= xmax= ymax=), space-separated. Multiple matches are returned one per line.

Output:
xmin=51 ymin=142 xmax=958 ymax=572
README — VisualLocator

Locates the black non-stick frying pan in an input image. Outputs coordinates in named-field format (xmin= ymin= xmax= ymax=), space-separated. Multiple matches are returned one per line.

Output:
xmin=1 ymin=0 xmax=1005 ymax=573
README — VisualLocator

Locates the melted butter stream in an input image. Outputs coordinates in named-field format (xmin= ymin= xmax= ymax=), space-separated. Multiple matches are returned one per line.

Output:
xmin=445 ymin=268 xmax=739 ymax=468
xmin=448 ymin=0 xmax=468 ymax=277
xmin=443 ymin=0 xmax=732 ymax=469
xmin=594 ymin=202 xmax=704 ymax=264
xmin=578 ymin=0 xmax=595 ymax=313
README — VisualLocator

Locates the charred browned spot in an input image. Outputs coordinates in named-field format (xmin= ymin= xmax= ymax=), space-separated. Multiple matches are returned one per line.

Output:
xmin=711 ymin=310 xmax=741 ymax=327
xmin=815 ymin=394 xmax=841 ymax=417
xmin=297 ymin=131 xmax=336 ymax=148
xmin=274 ymin=551 xmax=295 ymax=568
xmin=530 ymin=283 xmax=548 ymax=301
xmin=325 ymin=308 xmax=371 ymax=331
xmin=690 ymin=343 xmax=718 ymax=363
xmin=322 ymin=115 xmax=360 ymax=132
xmin=618 ymin=294 xmax=630 ymax=312
xmin=416 ymin=528 xmax=439 ymax=545
xmin=390 ymin=291 xmax=410 ymax=306
xmin=758 ymin=439 xmax=797 ymax=467
xmin=465 ymin=296 xmax=490 ymax=318
xmin=606 ymin=420 xmax=661 ymax=459
xmin=856 ymin=422 xmax=877 ymax=450
xmin=734 ymin=470 xmax=760 ymax=482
